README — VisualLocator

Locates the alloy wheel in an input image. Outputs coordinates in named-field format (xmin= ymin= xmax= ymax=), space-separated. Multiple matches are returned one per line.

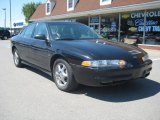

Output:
xmin=14 ymin=50 xmax=19 ymax=65
xmin=54 ymin=63 xmax=68 ymax=87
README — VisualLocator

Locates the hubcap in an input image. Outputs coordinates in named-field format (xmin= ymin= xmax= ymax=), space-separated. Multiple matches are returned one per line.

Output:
xmin=54 ymin=63 xmax=68 ymax=87
xmin=14 ymin=50 xmax=19 ymax=65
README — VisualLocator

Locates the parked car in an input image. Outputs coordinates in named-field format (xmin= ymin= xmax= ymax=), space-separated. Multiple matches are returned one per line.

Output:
xmin=11 ymin=21 xmax=152 ymax=92
xmin=0 ymin=29 xmax=10 ymax=40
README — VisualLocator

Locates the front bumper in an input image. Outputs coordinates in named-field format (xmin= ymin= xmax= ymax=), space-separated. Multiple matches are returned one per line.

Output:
xmin=71 ymin=60 xmax=152 ymax=86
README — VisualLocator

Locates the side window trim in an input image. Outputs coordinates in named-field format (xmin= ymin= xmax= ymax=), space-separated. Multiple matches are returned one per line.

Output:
xmin=46 ymin=23 xmax=53 ymax=41
xmin=33 ymin=23 xmax=39 ymax=39
xmin=20 ymin=27 xmax=27 ymax=37
xmin=30 ymin=23 xmax=36 ymax=38
xmin=47 ymin=23 xmax=57 ymax=41
xmin=44 ymin=23 xmax=49 ymax=40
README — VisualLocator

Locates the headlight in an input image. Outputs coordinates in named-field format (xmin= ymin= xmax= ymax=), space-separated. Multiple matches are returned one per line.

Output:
xmin=81 ymin=60 xmax=127 ymax=68
xmin=142 ymin=54 xmax=149 ymax=62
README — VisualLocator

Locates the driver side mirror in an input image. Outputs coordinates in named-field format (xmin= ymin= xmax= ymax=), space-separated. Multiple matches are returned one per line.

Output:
xmin=34 ymin=34 xmax=47 ymax=40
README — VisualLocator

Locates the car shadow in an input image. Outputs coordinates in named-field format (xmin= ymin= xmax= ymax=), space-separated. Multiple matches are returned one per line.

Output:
xmin=24 ymin=65 xmax=160 ymax=102
xmin=73 ymin=79 xmax=160 ymax=102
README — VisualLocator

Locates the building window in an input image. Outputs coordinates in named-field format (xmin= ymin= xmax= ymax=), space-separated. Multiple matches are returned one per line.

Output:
xmin=101 ymin=14 xmax=119 ymax=41
xmin=69 ymin=0 xmax=73 ymax=8
xmin=47 ymin=3 xmax=50 ymax=13
xmin=145 ymin=10 xmax=160 ymax=45
xmin=46 ymin=2 xmax=51 ymax=15
xmin=67 ymin=0 xmax=74 ymax=11
xmin=45 ymin=0 xmax=56 ymax=15
xmin=100 ymin=0 xmax=112 ymax=6
xmin=121 ymin=10 xmax=160 ymax=45
xmin=121 ymin=11 xmax=144 ymax=44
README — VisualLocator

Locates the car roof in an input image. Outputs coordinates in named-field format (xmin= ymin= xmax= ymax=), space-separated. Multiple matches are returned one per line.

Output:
xmin=31 ymin=21 xmax=81 ymax=25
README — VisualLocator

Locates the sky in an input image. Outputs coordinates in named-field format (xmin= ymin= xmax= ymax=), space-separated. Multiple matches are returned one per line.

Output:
xmin=0 ymin=0 xmax=47 ymax=28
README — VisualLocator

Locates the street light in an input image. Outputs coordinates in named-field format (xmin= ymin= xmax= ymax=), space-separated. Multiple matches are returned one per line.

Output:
xmin=2 ymin=8 xmax=6 ymax=29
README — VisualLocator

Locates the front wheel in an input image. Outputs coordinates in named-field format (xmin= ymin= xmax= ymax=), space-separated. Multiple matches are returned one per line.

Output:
xmin=53 ymin=59 xmax=78 ymax=92
xmin=13 ymin=49 xmax=23 ymax=67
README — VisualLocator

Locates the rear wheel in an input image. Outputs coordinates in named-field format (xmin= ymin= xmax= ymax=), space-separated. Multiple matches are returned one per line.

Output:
xmin=13 ymin=49 xmax=23 ymax=67
xmin=53 ymin=59 xmax=78 ymax=92
xmin=3 ymin=36 xmax=8 ymax=40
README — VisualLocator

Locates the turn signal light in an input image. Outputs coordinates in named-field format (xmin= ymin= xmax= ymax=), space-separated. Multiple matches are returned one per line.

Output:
xmin=81 ymin=61 xmax=91 ymax=67
xmin=119 ymin=60 xmax=126 ymax=68
xmin=119 ymin=60 xmax=126 ymax=66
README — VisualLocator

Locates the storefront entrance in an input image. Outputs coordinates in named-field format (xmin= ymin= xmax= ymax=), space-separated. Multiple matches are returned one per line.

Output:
xmin=89 ymin=24 xmax=100 ymax=33
xmin=89 ymin=16 xmax=100 ymax=34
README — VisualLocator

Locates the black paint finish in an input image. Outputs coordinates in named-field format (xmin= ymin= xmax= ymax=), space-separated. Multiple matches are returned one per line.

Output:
xmin=11 ymin=21 xmax=152 ymax=86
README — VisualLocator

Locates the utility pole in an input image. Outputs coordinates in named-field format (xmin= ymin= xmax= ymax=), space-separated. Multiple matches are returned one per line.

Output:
xmin=143 ymin=10 xmax=147 ymax=44
xmin=9 ymin=0 xmax=12 ymax=35
xmin=2 ymin=8 xmax=6 ymax=29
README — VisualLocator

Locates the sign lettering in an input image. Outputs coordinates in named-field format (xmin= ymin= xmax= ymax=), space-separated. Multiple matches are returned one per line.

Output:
xmin=131 ymin=11 xmax=160 ymax=19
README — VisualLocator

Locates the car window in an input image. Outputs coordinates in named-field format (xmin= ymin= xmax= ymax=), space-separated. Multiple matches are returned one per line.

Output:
xmin=33 ymin=23 xmax=48 ymax=39
xmin=24 ymin=24 xmax=36 ymax=38
xmin=48 ymin=23 xmax=102 ymax=40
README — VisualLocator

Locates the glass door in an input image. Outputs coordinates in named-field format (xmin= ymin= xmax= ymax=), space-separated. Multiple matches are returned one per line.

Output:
xmin=89 ymin=16 xmax=100 ymax=34
xmin=89 ymin=23 xmax=100 ymax=34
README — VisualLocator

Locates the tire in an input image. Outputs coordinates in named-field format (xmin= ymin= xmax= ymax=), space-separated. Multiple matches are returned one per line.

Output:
xmin=53 ymin=59 xmax=78 ymax=92
xmin=3 ymin=36 xmax=8 ymax=40
xmin=13 ymin=49 xmax=23 ymax=67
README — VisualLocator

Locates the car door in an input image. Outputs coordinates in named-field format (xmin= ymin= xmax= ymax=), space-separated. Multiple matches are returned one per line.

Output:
xmin=15 ymin=23 xmax=36 ymax=62
xmin=31 ymin=22 xmax=52 ymax=71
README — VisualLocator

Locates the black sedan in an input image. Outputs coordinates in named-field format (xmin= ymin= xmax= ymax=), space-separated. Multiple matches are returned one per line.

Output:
xmin=11 ymin=21 xmax=152 ymax=91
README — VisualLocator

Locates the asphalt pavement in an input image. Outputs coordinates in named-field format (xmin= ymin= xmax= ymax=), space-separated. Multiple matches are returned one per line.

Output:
xmin=0 ymin=40 xmax=160 ymax=120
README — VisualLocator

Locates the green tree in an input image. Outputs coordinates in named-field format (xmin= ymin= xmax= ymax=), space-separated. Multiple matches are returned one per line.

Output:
xmin=22 ymin=2 xmax=40 ymax=23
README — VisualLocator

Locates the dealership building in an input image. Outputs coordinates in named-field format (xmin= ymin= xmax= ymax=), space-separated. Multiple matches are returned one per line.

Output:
xmin=31 ymin=0 xmax=160 ymax=49
xmin=12 ymin=20 xmax=27 ymax=34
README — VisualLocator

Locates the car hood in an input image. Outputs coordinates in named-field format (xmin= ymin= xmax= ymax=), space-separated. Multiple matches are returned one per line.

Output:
xmin=61 ymin=39 xmax=146 ymax=60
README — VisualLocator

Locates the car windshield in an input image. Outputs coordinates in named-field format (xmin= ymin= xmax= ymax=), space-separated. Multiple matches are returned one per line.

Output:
xmin=48 ymin=22 xmax=103 ymax=40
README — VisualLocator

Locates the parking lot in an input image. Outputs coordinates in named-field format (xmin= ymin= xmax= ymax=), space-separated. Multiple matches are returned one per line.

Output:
xmin=0 ymin=40 xmax=160 ymax=120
